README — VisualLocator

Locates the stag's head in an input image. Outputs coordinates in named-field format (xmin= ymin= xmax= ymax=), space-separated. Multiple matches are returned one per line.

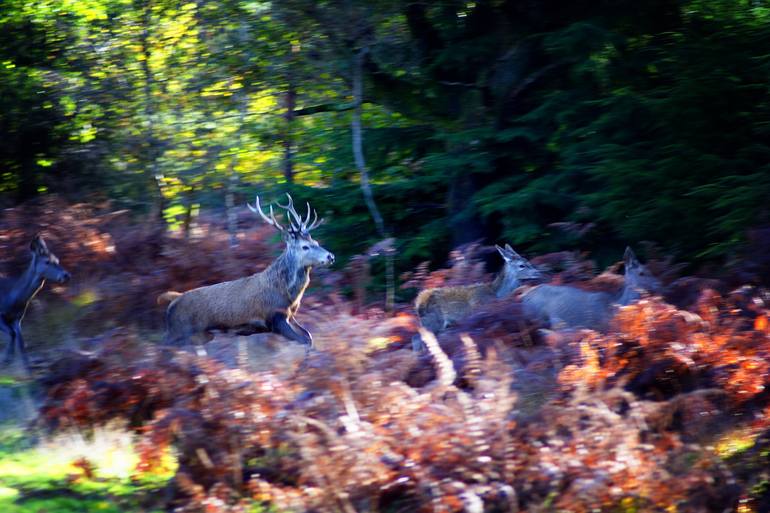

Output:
xmin=248 ymin=194 xmax=335 ymax=268
xmin=30 ymin=234 xmax=70 ymax=283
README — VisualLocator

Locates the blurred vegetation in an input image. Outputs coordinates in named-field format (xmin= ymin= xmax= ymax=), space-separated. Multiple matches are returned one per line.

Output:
xmin=0 ymin=424 xmax=173 ymax=513
xmin=0 ymin=0 xmax=768 ymax=274
xmin=33 ymin=288 xmax=770 ymax=512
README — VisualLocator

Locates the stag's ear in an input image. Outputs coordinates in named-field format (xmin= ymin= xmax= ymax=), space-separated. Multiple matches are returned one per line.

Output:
xmin=624 ymin=246 xmax=639 ymax=269
xmin=495 ymin=244 xmax=511 ymax=262
xmin=30 ymin=234 xmax=49 ymax=255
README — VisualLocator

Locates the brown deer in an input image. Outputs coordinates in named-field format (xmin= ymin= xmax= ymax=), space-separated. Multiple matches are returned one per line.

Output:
xmin=413 ymin=244 xmax=541 ymax=350
xmin=1 ymin=234 xmax=70 ymax=371
xmin=520 ymin=247 xmax=662 ymax=331
xmin=158 ymin=194 xmax=334 ymax=349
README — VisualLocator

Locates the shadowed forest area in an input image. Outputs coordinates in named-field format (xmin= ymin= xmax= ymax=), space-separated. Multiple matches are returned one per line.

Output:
xmin=2 ymin=1 xmax=770 ymax=512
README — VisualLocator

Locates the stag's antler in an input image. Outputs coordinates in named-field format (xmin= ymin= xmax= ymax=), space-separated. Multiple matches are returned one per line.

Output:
xmin=249 ymin=193 xmax=324 ymax=234
xmin=248 ymin=195 xmax=287 ymax=233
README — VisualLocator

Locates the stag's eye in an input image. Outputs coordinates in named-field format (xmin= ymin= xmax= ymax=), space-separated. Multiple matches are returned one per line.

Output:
xmin=302 ymin=245 xmax=310 ymax=251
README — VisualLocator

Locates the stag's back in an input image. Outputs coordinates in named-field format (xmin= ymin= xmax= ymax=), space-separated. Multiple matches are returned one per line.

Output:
xmin=165 ymin=270 xmax=289 ymax=335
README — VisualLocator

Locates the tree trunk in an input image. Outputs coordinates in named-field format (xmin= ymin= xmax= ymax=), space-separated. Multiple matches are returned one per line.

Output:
xmin=447 ymin=168 xmax=483 ymax=247
xmin=352 ymin=47 xmax=394 ymax=311
xmin=139 ymin=0 xmax=165 ymax=222
xmin=283 ymin=80 xmax=296 ymax=183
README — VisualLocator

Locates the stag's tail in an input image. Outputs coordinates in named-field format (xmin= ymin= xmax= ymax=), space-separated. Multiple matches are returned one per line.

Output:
xmin=157 ymin=291 xmax=183 ymax=306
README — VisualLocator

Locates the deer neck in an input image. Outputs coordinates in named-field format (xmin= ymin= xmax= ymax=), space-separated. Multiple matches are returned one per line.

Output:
xmin=615 ymin=281 xmax=640 ymax=306
xmin=11 ymin=258 xmax=46 ymax=308
xmin=270 ymin=251 xmax=311 ymax=303
xmin=491 ymin=267 xmax=518 ymax=299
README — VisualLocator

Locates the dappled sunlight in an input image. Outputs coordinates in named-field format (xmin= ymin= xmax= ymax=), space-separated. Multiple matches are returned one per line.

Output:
xmin=0 ymin=425 xmax=173 ymax=513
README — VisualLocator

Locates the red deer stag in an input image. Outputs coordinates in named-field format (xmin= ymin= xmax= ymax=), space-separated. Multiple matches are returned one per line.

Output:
xmin=1 ymin=234 xmax=70 ymax=372
xmin=158 ymin=194 xmax=334 ymax=350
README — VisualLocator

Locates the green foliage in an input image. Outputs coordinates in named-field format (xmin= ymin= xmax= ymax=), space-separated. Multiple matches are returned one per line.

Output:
xmin=1 ymin=0 xmax=769 ymax=273
xmin=0 ymin=425 xmax=170 ymax=513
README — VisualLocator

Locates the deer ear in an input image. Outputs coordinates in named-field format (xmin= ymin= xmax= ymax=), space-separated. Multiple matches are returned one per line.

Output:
xmin=30 ymin=234 xmax=48 ymax=255
xmin=504 ymin=244 xmax=521 ymax=258
xmin=624 ymin=246 xmax=639 ymax=268
xmin=496 ymin=245 xmax=511 ymax=262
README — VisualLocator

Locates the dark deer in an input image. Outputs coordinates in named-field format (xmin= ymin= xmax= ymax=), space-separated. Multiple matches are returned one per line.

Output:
xmin=1 ymin=235 xmax=70 ymax=371
xmin=158 ymin=194 xmax=335 ymax=349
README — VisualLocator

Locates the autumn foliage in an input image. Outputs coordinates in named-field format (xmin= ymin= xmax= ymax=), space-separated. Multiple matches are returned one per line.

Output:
xmin=38 ymin=284 xmax=770 ymax=513
xmin=4 ymin=197 xmax=770 ymax=512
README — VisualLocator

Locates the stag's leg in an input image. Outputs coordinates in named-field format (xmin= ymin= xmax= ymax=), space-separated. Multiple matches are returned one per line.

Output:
xmin=162 ymin=330 xmax=188 ymax=346
xmin=1 ymin=320 xmax=15 ymax=365
xmin=269 ymin=312 xmax=311 ymax=347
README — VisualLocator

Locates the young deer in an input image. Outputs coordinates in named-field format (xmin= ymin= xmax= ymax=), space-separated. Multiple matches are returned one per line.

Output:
xmin=158 ymin=194 xmax=334 ymax=349
xmin=413 ymin=244 xmax=541 ymax=350
xmin=1 ymin=235 xmax=70 ymax=371
xmin=520 ymin=247 xmax=662 ymax=331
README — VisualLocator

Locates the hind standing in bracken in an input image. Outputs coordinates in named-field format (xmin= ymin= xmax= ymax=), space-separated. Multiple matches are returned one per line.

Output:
xmin=413 ymin=244 xmax=542 ymax=350
xmin=520 ymin=247 xmax=662 ymax=331
xmin=158 ymin=194 xmax=334 ymax=350
xmin=0 ymin=234 xmax=70 ymax=372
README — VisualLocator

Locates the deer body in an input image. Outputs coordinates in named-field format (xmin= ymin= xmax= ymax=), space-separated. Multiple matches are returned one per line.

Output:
xmin=160 ymin=194 xmax=334 ymax=348
xmin=413 ymin=245 xmax=541 ymax=350
xmin=1 ymin=235 xmax=70 ymax=371
xmin=520 ymin=247 xmax=661 ymax=331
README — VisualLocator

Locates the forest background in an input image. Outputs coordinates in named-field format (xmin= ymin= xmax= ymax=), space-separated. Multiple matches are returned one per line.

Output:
xmin=2 ymin=0 xmax=769 ymax=285
xmin=3 ymin=3 xmax=770 ymax=513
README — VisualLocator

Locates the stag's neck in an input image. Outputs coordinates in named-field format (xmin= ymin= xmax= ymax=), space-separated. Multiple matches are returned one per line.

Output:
xmin=491 ymin=267 xmax=519 ymax=299
xmin=267 ymin=251 xmax=311 ymax=302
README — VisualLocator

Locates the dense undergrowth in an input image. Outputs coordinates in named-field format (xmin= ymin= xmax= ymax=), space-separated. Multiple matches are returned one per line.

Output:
xmin=3 ymin=199 xmax=770 ymax=512
xmin=37 ymin=289 xmax=770 ymax=513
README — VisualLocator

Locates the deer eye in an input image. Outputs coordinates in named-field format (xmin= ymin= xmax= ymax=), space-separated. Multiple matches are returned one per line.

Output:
xmin=302 ymin=245 xmax=310 ymax=251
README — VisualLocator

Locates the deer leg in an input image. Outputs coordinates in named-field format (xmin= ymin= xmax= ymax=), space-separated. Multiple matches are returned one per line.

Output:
xmin=1 ymin=320 xmax=15 ymax=365
xmin=269 ymin=312 xmax=311 ymax=347
xmin=411 ymin=334 xmax=425 ymax=352
xmin=13 ymin=322 xmax=31 ymax=373
xmin=290 ymin=318 xmax=313 ymax=348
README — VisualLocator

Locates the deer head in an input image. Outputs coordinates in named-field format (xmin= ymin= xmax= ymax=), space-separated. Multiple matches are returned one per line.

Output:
xmin=494 ymin=243 xmax=542 ymax=297
xmin=248 ymin=193 xmax=335 ymax=268
xmin=30 ymin=234 xmax=70 ymax=283
xmin=623 ymin=247 xmax=662 ymax=295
